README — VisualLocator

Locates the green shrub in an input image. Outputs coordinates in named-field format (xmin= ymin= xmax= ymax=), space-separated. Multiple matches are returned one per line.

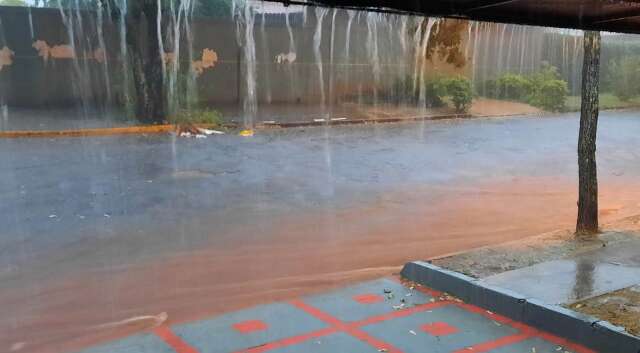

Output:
xmin=483 ymin=79 xmax=497 ymax=98
xmin=528 ymin=79 xmax=568 ymax=112
xmin=423 ymin=79 xmax=448 ymax=108
xmin=482 ymin=63 xmax=568 ymax=112
xmin=495 ymin=74 xmax=531 ymax=100
xmin=442 ymin=76 xmax=473 ymax=113
xmin=171 ymin=108 xmax=224 ymax=126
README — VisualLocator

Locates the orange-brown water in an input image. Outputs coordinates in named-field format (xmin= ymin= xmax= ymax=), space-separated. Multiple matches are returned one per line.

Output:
xmin=3 ymin=176 xmax=640 ymax=353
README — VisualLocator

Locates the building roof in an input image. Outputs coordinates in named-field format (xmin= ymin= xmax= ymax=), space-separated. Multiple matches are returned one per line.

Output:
xmin=276 ymin=0 xmax=640 ymax=34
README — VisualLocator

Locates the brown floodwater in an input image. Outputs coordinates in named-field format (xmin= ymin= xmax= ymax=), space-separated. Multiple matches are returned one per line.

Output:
xmin=3 ymin=176 xmax=640 ymax=353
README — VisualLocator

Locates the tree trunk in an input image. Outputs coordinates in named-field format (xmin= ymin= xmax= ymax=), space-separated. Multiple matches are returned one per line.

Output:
xmin=576 ymin=31 xmax=601 ymax=236
xmin=125 ymin=0 xmax=166 ymax=124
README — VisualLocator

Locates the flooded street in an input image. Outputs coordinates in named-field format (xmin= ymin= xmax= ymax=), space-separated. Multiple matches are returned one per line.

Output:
xmin=3 ymin=111 xmax=640 ymax=352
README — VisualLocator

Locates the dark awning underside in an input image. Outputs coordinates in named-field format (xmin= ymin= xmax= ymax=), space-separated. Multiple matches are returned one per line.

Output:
xmin=273 ymin=0 xmax=640 ymax=34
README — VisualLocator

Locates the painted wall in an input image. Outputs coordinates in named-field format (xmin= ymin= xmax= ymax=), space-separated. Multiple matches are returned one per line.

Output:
xmin=0 ymin=6 xmax=469 ymax=109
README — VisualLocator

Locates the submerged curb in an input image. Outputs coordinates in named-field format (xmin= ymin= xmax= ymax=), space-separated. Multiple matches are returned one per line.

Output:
xmin=0 ymin=123 xmax=232 ymax=138
xmin=0 ymin=125 xmax=176 ymax=138
xmin=401 ymin=261 xmax=640 ymax=353
xmin=0 ymin=114 xmax=471 ymax=138
xmin=258 ymin=114 xmax=473 ymax=128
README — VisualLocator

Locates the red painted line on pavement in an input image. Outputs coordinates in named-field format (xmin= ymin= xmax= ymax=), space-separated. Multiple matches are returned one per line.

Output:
xmin=536 ymin=331 xmax=597 ymax=353
xmin=352 ymin=300 xmax=453 ymax=327
xmin=421 ymin=322 xmax=459 ymax=336
xmin=236 ymin=327 xmax=338 ymax=353
xmin=233 ymin=320 xmax=269 ymax=334
xmin=289 ymin=299 xmax=346 ymax=328
xmin=456 ymin=303 xmax=534 ymax=333
xmin=455 ymin=303 xmax=596 ymax=353
xmin=451 ymin=333 xmax=532 ymax=353
xmin=289 ymin=299 xmax=404 ymax=353
xmin=353 ymin=293 xmax=385 ymax=304
xmin=154 ymin=326 xmax=200 ymax=353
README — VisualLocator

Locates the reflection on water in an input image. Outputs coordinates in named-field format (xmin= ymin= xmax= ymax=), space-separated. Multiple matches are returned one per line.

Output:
xmin=572 ymin=257 xmax=596 ymax=301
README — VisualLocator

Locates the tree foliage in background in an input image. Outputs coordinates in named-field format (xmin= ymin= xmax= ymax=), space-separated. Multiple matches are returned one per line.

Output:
xmin=389 ymin=75 xmax=472 ymax=113
xmin=442 ymin=76 xmax=472 ymax=113
xmin=425 ymin=19 xmax=467 ymax=68
xmin=492 ymin=73 xmax=532 ymax=101
xmin=528 ymin=63 xmax=569 ymax=111
xmin=609 ymin=56 xmax=640 ymax=101
xmin=484 ymin=63 xmax=568 ymax=112
xmin=0 ymin=0 xmax=26 ymax=6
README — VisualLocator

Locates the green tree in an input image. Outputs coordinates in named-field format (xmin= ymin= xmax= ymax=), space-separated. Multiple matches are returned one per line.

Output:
xmin=577 ymin=31 xmax=601 ymax=236
xmin=0 ymin=0 xmax=27 ymax=6
xmin=610 ymin=56 xmax=640 ymax=101
xmin=443 ymin=77 xmax=473 ymax=113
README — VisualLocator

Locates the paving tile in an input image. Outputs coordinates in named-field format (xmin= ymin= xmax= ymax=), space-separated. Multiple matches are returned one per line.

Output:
xmin=489 ymin=337 xmax=580 ymax=353
xmin=268 ymin=332 xmax=380 ymax=353
xmin=360 ymin=304 xmax=519 ymax=353
xmin=303 ymin=278 xmax=434 ymax=322
xmin=173 ymin=302 xmax=328 ymax=353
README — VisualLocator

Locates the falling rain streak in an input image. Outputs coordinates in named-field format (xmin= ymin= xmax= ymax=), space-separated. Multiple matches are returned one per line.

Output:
xmin=3 ymin=1 xmax=640 ymax=129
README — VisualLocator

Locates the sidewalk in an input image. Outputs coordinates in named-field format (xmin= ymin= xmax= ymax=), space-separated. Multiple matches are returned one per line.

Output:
xmin=78 ymin=278 xmax=592 ymax=353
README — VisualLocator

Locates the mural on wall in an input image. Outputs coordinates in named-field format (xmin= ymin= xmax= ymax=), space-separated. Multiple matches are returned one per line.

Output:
xmin=0 ymin=46 xmax=14 ymax=71
xmin=32 ymin=40 xmax=75 ymax=62
xmin=192 ymin=48 xmax=218 ymax=76
xmin=163 ymin=48 xmax=218 ymax=77
xmin=33 ymin=40 xmax=107 ymax=63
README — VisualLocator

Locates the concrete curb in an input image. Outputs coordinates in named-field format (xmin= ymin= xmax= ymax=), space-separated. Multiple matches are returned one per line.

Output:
xmin=257 ymin=114 xmax=473 ymax=128
xmin=0 ymin=125 xmax=176 ymax=138
xmin=0 ymin=123 xmax=232 ymax=139
xmin=401 ymin=261 xmax=640 ymax=353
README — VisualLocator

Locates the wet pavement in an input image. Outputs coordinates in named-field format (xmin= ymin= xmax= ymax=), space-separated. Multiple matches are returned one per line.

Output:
xmin=4 ymin=111 xmax=640 ymax=353
xmin=76 ymin=278 xmax=593 ymax=353
xmin=482 ymin=237 xmax=640 ymax=304
xmin=4 ymin=111 xmax=640 ymax=278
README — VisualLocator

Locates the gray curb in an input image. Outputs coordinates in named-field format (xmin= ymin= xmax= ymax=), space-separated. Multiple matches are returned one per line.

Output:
xmin=401 ymin=261 xmax=640 ymax=353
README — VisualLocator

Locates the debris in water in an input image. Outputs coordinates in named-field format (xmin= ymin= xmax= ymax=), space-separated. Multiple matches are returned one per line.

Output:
xmin=409 ymin=330 xmax=417 ymax=335
xmin=198 ymin=128 xmax=224 ymax=135
xmin=239 ymin=129 xmax=254 ymax=137
xmin=179 ymin=132 xmax=207 ymax=139
xmin=10 ymin=342 xmax=25 ymax=352
xmin=383 ymin=288 xmax=392 ymax=294
xmin=378 ymin=349 xmax=388 ymax=352
xmin=93 ymin=312 xmax=168 ymax=330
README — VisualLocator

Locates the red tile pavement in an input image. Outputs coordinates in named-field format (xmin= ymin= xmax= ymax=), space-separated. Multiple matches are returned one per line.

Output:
xmin=352 ymin=293 xmax=384 ymax=304
xmin=92 ymin=278 xmax=598 ymax=353
xmin=420 ymin=322 xmax=459 ymax=336
xmin=232 ymin=320 xmax=269 ymax=334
